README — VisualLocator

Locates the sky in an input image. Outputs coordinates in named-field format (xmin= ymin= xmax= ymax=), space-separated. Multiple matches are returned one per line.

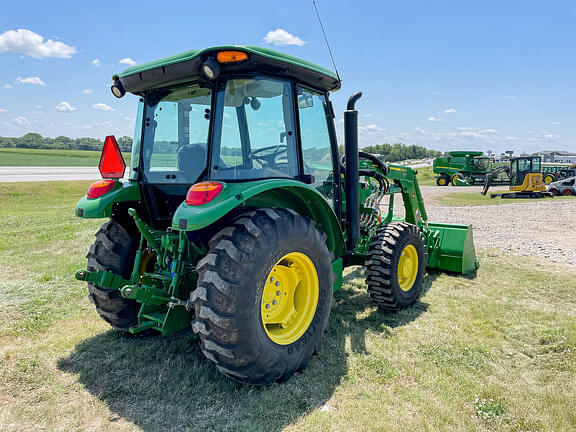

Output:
xmin=0 ymin=0 xmax=574 ymax=155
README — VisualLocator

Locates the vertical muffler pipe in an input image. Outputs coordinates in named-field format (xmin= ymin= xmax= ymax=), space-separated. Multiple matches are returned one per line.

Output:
xmin=344 ymin=92 xmax=362 ymax=253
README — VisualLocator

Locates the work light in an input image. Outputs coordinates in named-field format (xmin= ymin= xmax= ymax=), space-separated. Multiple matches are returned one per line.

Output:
xmin=111 ymin=78 xmax=126 ymax=98
xmin=202 ymin=58 xmax=221 ymax=80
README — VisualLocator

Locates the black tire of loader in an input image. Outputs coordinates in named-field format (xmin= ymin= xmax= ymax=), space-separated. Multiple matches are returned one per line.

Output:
xmin=365 ymin=222 xmax=425 ymax=311
xmin=191 ymin=208 xmax=334 ymax=385
xmin=86 ymin=219 xmax=140 ymax=332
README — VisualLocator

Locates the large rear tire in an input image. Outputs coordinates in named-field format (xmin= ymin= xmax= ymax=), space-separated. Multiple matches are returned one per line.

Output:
xmin=191 ymin=208 xmax=334 ymax=385
xmin=86 ymin=220 xmax=140 ymax=332
xmin=365 ymin=222 xmax=425 ymax=311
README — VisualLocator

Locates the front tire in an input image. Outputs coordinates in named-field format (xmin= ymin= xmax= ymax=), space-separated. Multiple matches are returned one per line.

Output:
xmin=191 ymin=208 xmax=334 ymax=384
xmin=365 ymin=222 xmax=425 ymax=311
xmin=86 ymin=220 xmax=140 ymax=332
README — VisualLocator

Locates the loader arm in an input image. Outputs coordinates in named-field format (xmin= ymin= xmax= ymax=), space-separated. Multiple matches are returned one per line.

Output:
xmin=481 ymin=166 xmax=511 ymax=196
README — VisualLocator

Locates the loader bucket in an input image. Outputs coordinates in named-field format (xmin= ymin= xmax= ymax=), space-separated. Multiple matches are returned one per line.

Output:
xmin=426 ymin=222 xmax=479 ymax=275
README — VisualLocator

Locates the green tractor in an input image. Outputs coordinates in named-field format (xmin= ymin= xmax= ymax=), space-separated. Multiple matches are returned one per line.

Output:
xmin=75 ymin=46 xmax=479 ymax=384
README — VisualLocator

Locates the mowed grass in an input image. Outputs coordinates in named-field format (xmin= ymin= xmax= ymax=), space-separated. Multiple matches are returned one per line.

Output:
xmin=0 ymin=148 xmax=130 ymax=166
xmin=436 ymin=190 xmax=576 ymax=206
xmin=1 ymin=182 xmax=575 ymax=431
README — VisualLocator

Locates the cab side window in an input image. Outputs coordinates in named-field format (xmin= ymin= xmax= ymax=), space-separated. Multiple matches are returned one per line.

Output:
xmin=297 ymin=86 xmax=334 ymax=200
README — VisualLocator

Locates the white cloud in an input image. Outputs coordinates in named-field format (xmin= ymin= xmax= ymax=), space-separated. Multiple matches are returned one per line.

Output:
xmin=428 ymin=116 xmax=444 ymax=122
xmin=432 ymin=91 xmax=441 ymax=95
xmin=0 ymin=108 xmax=7 ymax=113
xmin=92 ymin=103 xmax=114 ymax=111
xmin=55 ymin=101 xmax=76 ymax=112
xmin=15 ymin=76 xmax=46 ymax=86
xmin=0 ymin=29 xmax=76 ymax=59
xmin=551 ymin=121 xmax=560 ymax=125
xmin=82 ymin=89 xmax=93 ymax=94
xmin=92 ymin=58 xmax=101 ymax=66
xmin=363 ymin=124 xmax=385 ymax=132
xmin=264 ymin=29 xmax=306 ymax=46
xmin=444 ymin=108 xmax=456 ymax=113
xmin=12 ymin=116 xmax=31 ymax=126
xmin=118 ymin=57 xmax=137 ymax=66
xmin=4 ymin=84 xmax=13 ymax=88
xmin=505 ymin=95 xmax=517 ymax=101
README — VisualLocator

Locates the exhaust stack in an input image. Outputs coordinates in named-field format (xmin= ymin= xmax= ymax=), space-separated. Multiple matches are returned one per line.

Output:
xmin=344 ymin=92 xmax=362 ymax=253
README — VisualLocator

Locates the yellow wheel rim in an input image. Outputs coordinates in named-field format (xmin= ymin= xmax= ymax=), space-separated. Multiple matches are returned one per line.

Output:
xmin=261 ymin=252 xmax=319 ymax=345
xmin=397 ymin=244 xmax=419 ymax=292
xmin=544 ymin=175 xmax=553 ymax=184
xmin=439 ymin=178 xmax=446 ymax=185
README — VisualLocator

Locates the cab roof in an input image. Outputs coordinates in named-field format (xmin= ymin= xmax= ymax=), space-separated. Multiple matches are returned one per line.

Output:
xmin=116 ymin=45 xmax=341 ymax=95
xmin=447 ymin=151 xmax=485 ymax=157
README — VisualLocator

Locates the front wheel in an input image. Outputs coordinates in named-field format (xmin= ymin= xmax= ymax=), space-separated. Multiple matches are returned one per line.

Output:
xmin=191 ymin=208 xmax=334 ymax=384
xmin=452 ymin=172 xmax=465 ymax=186
xmin=563 ymin=189 xmax=573 ymax=196
xmin=365 ymin=222 xmax=425 ymax=310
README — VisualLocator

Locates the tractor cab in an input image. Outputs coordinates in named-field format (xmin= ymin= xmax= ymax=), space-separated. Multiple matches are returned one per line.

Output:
xmin=116 ymin=47 xmax=340 ymax=228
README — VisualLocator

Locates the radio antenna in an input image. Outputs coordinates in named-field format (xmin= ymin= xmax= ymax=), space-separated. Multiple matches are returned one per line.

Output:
xmin=312 ymin=0 xmax=341 ymax=84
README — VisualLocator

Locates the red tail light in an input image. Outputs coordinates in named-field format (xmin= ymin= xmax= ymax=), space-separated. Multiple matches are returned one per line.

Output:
xmin=186 ymin=182 xmax=223 ymax=206
xmin=87 ymin=180 xmax=116 ymax=199
xmin=99 ymin=135 xmax=126 ymax=179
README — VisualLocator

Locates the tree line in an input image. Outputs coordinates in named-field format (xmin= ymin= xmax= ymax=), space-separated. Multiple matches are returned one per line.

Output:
xmin=361 ymin=143 xmax=441 ymax=162
xmin=0 ymin=133 xmax=133 ymax=152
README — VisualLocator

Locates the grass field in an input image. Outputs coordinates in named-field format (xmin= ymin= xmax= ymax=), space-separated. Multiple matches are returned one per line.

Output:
xmin=1 ymin=182 xmax=575 ymax=431
xmin=0 ymin=148 xmax=130 ymax=166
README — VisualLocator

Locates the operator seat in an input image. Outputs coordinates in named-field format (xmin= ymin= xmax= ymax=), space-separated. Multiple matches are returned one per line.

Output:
xmin=177 ymin=144 xmax=207 ymax=183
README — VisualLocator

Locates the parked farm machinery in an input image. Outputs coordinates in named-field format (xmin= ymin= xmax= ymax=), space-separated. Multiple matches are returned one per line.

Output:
xmin=74 ymin=46 xmax=479 ymax=384
xmin=481 ymin=156 xmax=553 ymax=199
xmin=433 ymin=151 xmax=508 ymax=186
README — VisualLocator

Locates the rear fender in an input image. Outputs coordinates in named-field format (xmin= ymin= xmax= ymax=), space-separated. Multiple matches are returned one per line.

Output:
xmin=172 ymin=179 xmax=346 ymax=256
xmin=75 ymin=180 xmax=141 ymax=218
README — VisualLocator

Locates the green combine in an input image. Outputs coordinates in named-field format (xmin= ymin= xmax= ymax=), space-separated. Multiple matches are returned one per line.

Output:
xmin=433 ymin=151 xmax=508 ymax=186
xmin=75 ymin=46 xmax=478 ymax=384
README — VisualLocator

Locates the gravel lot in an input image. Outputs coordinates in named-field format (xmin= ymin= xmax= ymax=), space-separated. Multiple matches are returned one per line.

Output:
xmin=420 ymin=186 xmax=576 ymax=268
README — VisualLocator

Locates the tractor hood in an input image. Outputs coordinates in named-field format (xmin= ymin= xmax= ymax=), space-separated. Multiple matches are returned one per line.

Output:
xmin=115 ymin=45 xmax=341 ymax=94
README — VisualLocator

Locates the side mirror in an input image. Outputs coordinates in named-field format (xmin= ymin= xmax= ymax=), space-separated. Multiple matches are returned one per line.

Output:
xmin=298 ymin=94 xmax=313 ymax=109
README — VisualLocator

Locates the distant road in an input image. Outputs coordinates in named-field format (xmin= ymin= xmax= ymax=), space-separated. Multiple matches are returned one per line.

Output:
xmin=0 ymin=160 xmax=432 ymax=183
xmin=0 ymin=166 xmax=102 ymax=182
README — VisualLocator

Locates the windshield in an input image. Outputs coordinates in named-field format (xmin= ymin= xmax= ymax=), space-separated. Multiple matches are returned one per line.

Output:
xmin=141 ymin=83 xmax=212 ymax=184
xmin=210 ymin=77 xmax=298 ymax=181
xmin=473 ymin=157 xmax=488 ymax=170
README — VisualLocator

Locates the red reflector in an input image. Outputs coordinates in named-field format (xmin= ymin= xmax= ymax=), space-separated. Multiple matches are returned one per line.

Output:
xmin=186 ymin=182 xmax=223 ymax=206
xmin=99 ymin=135 xmax=126 ymax=179
xmin=87 ymin=180 xmax=116 ymax=199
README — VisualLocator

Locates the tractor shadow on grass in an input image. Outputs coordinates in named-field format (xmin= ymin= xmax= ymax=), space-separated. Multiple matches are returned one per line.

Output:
xmin=58 ymin=268 xmax=434 ymax=432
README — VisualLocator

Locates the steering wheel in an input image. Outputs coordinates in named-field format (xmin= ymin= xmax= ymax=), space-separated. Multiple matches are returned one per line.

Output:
xmin=249 ymin=144 xmax=287 ymax=167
